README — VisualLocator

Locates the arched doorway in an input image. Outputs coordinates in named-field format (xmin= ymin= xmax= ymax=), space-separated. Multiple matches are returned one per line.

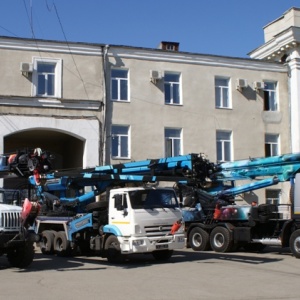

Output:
xmin=3 ymin=129 xmax=84 ymax=189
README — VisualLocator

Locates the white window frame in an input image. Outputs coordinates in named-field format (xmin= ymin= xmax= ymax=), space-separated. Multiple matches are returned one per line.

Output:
xmin=265 ymin=134 xmax=280 ymax=157
xmin=164 ymin=72 xmax=181 ymax=105
xmin=215 ymin=77 xmax=231 ymax=109
xmin=216 ymin=130 xmax=232 ymax=162
xmin=32 ymin=57 xmax=62 ymax=98
xmin=111 ymin=69 xmax=129 ymax=102
xmin=111 ymin=125 xmax=130 ymax=159
xmin=165 ymin=128 xmax=182 ymax=157
xmin=263 ymin=81 xmax=278 ymax=111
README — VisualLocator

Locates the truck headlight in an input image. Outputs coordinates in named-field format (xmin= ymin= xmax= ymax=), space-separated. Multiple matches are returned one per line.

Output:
xmin=132 ymin=240 xmax=145 ymax=246
xmin=135 ymin=225 xmax=142 ymax=234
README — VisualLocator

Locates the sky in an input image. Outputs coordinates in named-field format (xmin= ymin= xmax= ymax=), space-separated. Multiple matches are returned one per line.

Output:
xmin=1 ymin=0 xmax=300 ymax=58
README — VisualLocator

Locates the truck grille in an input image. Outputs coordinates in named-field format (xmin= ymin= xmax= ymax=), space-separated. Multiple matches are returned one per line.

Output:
xmin=144 ymin=224 xmax=172 ymax=237
xmin=0 ymin=211 xmax=21 ymax=230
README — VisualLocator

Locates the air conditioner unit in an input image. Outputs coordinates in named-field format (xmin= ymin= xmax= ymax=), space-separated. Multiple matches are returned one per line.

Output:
xmin=150 ymin=70 xmax=162 ymax=82
xmin=20 ymin=62 xmax=33 ymax=73
xmin=253 ymin=81 xmax=265 ymax=90
xmin=236 ymin=79 xmax=247 ymax=88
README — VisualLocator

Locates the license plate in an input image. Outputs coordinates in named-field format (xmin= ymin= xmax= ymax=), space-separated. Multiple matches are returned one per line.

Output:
xmin=156 ymin=244 xmax=168 ymax=250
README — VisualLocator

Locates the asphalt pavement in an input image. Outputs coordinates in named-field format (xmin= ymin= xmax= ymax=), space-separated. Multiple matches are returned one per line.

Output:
xmin=0 ymin=246 xmax=299 ymax=300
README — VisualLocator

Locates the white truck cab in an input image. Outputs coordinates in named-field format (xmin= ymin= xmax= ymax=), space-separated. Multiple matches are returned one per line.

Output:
xmin=105 ymin=187 xmax=185 ymax=259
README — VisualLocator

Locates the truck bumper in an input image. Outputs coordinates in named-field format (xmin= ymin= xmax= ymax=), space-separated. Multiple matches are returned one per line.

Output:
xmin=118 ymin=233 xmax=186 ymax=254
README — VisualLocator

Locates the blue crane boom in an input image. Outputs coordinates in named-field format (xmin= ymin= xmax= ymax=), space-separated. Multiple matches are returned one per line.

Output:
xmin=27 ymin=152 xmax=300 ymax=207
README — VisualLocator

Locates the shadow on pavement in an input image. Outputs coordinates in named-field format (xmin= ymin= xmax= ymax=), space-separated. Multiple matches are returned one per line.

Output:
xmin=0 ymin=246 xmax=290 ymax=272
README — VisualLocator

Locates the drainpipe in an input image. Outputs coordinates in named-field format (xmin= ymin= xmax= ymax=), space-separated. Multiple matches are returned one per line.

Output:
xmin=100 ymin=44 xmax=110 ymax=166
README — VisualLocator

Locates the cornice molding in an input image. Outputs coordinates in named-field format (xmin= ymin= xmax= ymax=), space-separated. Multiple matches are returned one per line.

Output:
xmin=0 ymin=36 xmax=103 ymax=56
xmin=107 ymin=47 xmax=286 ymax=72
xmin=0 ymin=96 xmax=102 ymax=110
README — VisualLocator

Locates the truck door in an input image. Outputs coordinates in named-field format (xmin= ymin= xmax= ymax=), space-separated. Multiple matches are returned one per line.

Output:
xmin=109 ymin=193 xmax=131 ymax=236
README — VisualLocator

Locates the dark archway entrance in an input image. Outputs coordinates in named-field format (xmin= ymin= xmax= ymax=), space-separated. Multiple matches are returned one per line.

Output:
xmin=3 ymin=129 xmax=84 ymax=189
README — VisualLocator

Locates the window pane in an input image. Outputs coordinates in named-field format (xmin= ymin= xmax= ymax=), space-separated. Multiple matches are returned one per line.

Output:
xmin=215 ymin=87 xmax=221 ymax=107
xmin=37 ymin=64 xmax=55 ymax=73
xmin=265 ymin=144 xmax=271 ymax=157
xmin=166 ymin=129 xmax=180 ymax=137
xmin=164 ymin=84 xmax=171 ymax=103
xmin=217 ymin=141 xmax=222 ymax=161
xmin=222 ymin=88 xmax=228 ymax=107
xmin=224 ymin=141 xmax=231 ymax=161
xmin=111 ymin=79 xmax=118 ymax=100
xmin=165 ymin=139 xmax=172 ymax=157
xmin=47 ymin=74 xmax=55 ymax=96
xmin=165 ymin=73 xmax=179 ymax=82
xmin=113 ymin=126 xmax=128 ymax=135
xmin=271 ymin=144 xmax=278 ymax=156
xmin=120 ymin=136 xmax=128 ymax=157
xmin=112 ymin=69 xmax=127 ymax=78
xmin=173 ymin=139 xmax=181 ymax=156
xmin=265 ymin=135 xmax=277 ymax=143
xmin=120 ymin=80 xmax=128 ymax=100
xmin=112 ymin=137 xmax=119 ymax=157
xmin=173 ymin=85 xmax=180 ymax=104
xmin=215 ymin=78 xmax=228 ymax=86
xmin=38 ymin=74 xmax=45 ymax=95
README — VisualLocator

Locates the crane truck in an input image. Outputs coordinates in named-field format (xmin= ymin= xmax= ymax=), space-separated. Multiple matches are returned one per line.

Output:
xmin=0 ymin=148 xmax=51 ymax=268
xmin=180 ymin=152 xmax=300 ymax=258
xmin=28 ymin=154 xmax=206 ymax=263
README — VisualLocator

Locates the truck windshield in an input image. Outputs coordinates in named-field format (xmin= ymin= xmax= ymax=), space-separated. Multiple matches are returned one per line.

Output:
xmin=129 ymin=189 xmax=178 ymax=209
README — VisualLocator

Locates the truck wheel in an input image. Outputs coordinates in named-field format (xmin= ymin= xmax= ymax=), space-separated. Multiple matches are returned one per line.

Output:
xmin=189 ymin=227 xmax=210 ymax=251
xmin=105 ymin=235 xmax=125 ymax=263
xmin=289 ymin=229 xmax=300 ymax=258
xmin=152 ymin=250 xmax=173 ymax=261
xmin=40 ymin=230 xmax=55 ymax=254
xmin=210 ymin=227 xmax=233 ymax=253
xmin=7 ymin=242 xmax=35 ymax=268
xmin=53 ymin=231 xmax=71 ymax=257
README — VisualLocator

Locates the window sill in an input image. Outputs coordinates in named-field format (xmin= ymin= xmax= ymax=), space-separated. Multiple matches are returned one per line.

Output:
xmin=215 ymin=106 xmax=232 ymax=110
xmin=164 ymin=103 xmax=183 ymax=106
xmin=111 ymin=99 xmax=130 ymax=103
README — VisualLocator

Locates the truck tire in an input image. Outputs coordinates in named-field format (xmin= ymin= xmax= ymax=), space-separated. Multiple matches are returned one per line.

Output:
xmin=210 ymin=226 xmax=233 ymax=253
xmin=40 ymin=230 xmax=55 ymax=254
xmin=152 ymin=250 xmax=173 ymax=261
xmin=105 ymin=235 xmax=125 ymax=263
xmin=53 ymin=231 xmax=71 ymax=257
xmin=7 ymin=242 xmax=35 ymax=268
xmin=289 ymin=229 xmax=300 ymax=258
xmin=189 ymin=227 xmax=210 ymax=251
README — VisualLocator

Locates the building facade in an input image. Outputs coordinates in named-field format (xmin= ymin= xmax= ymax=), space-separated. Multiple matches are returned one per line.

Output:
xmin=0 ymin=8 xmax=299 ymax=205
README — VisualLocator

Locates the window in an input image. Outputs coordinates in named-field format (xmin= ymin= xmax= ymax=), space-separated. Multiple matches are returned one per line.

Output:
xmin=111 ymin=69 xmax=129 ymax=101
xmin=114 ymin=194 xmax=128 ymax=210
xmin=264 ymin=81 xmax=277 ymax=111
xmin=129 ymin=189 xmax=178 ymax=209
xmin=165 ymin=128 xmax=182 ymax=157
xmin=216 ymin=131 xmax=232 ymax=162
xmin=265 ymin=134 xmax=279 ymax=157
xmin=215 ymin=77 xmax=230 ymax=108
xmin=111 ymin=125 xmax=130 ymax=158
xmin=164 ymin=73 xmax=181 ymax=105
xmin=33 ymin=58 xmax=62 ymax=98
xmin=266 ymin=189 xmax=281 ymax=205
